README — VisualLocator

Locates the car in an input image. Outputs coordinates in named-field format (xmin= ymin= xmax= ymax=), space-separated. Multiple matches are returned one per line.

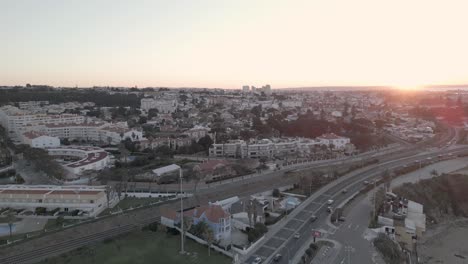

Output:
xmin=310 ymin=215 xmax=317 ymax=222
xmin=363 ymin=180 xmax=369 ymax=185
xmin=273 ymin=254 xmax=282 ymax=262
xmin=294 ymin=233 xmax=300 ymax=239
xmin=342 ymin=188 xmax=348 ymax=194
xmin=327 ymin=199 xmax=334 ymax=205
xmin=338 ymin=216 xmax=346 ymax=222
xmin=252 ymin=257 xmax=262 ymax=264
xmin=327 ymin=206 xmax=333 ymax=213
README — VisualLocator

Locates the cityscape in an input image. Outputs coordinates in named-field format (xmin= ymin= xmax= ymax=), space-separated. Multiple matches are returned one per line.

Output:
xmin=1 ymin=1 xmax=468 ymax=264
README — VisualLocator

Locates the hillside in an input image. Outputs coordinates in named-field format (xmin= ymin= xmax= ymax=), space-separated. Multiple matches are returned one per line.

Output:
xmin=393 ymin=173 xmax=468 ymax=224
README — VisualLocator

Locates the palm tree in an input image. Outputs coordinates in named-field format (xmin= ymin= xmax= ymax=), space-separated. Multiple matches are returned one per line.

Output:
xmin=203 ymin=228 xmax=215 ymax=256
xmin=182 ymin=216 xmax=193 ymax=250
xmin=7 ymin=212 xmax=15 ymax=239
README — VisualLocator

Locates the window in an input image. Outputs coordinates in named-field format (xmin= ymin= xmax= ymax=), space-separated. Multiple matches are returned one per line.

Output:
xmin=90 ymin=200 xmax=94 ymax=203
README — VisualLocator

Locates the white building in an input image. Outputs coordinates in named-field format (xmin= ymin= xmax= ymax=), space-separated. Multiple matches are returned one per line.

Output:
xmin=141 ymin=98 xmax=178 ymax=113
xmin=21 ymin=131 xmax=60 ymax=149
xmin=316 ymin=133 xmax=351 ymax=149
xmin=0 ymin=105 xmax=85 ymax=136
xmin=0 ymin=185 xmax=113 ymax=217
xmin=46 ymin=146 xmax=110 ymax=175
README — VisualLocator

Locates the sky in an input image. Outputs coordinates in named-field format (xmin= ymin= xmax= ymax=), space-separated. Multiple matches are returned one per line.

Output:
xmin=1 ymin=0 xmax=468 ymax=89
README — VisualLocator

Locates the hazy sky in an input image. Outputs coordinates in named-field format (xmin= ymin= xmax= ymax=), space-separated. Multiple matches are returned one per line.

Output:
xmin=1 ymin=0 xmax=468 ymax=89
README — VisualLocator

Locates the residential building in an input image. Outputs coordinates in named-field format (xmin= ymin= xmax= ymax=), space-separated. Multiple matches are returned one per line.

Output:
xmin=46 ymin=146 xmax=110 ymax=175
xmin=162 ymin=204 xmax=231 ymax=242
xmin=21 ymin=131 xmax=60 ymax=149
xmin=0 ymin=185 xmax=112 ymax=217
xmin=141 ymin=98 xmax=178 ymax=113
xmin=316 ymin=133 xmax=351 ymax=149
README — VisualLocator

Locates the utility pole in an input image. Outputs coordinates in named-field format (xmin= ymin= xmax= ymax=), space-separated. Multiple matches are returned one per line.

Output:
xmin=179 ymin=167 xmax=185 ymax=254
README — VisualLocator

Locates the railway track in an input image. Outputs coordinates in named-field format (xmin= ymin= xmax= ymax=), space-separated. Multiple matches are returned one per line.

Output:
xmin=0 ymin=216 xmax=161 ymax=264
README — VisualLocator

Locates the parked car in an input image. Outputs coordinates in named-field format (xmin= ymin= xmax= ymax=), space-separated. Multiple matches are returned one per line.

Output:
xmin=363 ymin=180 xmax=369 ymax=185
xmin=310 ymin=215 xmax=317 ymax=222
xmin=342 ymin=188 xmax=348 ymax=193
xmin=339 ymin=216 xmax=346 ymax=222
xmin=327 ymin=206 xmax=333 ymax=213
xmin=252 ymin=257 xmax=262 ymax=264
xmin=273 ymin=254 xmax=282 ymax=262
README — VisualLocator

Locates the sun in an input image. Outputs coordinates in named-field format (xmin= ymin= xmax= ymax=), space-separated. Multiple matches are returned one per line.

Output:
xmin=389 ymin=80 xmax=425 ymax=91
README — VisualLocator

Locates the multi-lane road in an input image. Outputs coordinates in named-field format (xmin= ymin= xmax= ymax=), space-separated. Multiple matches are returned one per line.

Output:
xmin=0 ymin=127 xmax=463 ymax=264
xmin=244 ymin=144 xmax=468 ymax=264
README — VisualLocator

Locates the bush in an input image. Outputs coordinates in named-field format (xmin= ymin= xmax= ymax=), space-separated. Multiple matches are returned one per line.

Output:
xmin=35 ymin=207 xmax=47 ymax=215
xmin=373 ymin=233 xmax=405 ymax=264
xmin=247 ymin=223 xmax=268 ymax=242
xmin=147 ymin=222 xmax=158 ymax=232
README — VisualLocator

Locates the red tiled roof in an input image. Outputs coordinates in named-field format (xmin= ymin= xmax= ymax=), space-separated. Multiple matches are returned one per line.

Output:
xmin=0 ymin=189 xmax=50 ymax=195
xmin=318 ymin=133 xmax=344 ymax=140
xmin=190 ymin=204 xmax=230 ymax=222
xmin=197 ymin=160 xmax=229 ymax=172
xmin=22 ymin=131 xmax=47 ymax=139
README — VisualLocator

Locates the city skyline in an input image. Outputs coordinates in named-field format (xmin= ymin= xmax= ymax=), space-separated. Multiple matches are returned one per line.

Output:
xmin=2 ymin=0 xmax=468 ymax=89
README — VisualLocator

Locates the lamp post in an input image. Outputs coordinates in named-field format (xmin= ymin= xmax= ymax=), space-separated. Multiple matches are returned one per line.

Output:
xmin=178 ymin=166 xmax=185 ymax=254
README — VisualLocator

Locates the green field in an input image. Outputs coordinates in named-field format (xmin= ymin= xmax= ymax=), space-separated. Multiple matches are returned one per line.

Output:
xmin=40 ymin=228 xmax=231 ymax=264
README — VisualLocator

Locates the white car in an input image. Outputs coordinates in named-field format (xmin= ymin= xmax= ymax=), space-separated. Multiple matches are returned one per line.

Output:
xmin=327 ymin=199 xmax=334 ymax=205
xmin=294 ymin=233 xmax=300 ymax=239
xmin=252 ymin=257 xmax=262 ymax=264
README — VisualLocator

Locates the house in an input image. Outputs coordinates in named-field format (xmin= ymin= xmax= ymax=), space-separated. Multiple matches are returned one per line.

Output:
xmin=161 ymin=204 xmax=232 ymax=242
xmin=316 ymin=133 xmax=351 ymax=149
xmin=21 ymin=131 xmax=60 ymax=149
xmin=193 ymin=160 xmax=233 ymax=181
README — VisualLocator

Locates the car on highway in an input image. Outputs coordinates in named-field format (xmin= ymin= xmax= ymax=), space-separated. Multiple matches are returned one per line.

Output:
xmin=363 ymin=180 xmax=369 ymax=185
xmin=252 ymin=257 xmax=262 ymax=264
xmin=273 ymin=254 xmax=282 ymax=262
xmin=327 ymin=199 xmax=334 ymax=205
xmin=294 ymin=233 xmax=300 ymax=239
xmin=310 ymin=215 xmax=317 ymax=222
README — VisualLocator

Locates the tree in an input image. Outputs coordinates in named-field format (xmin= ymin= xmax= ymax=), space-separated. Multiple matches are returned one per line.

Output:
xmin=246 ymin=200 xmax=254 ymax=227
xmin=203 ymin=228 xmax=215 ymax=256
xmin=182 ymin=216 xmax=193 ymax=251
xmin=7 ymin=212 xmax=15 ymax=238
xmin=198 ymin=135 xmax=214 ymax=151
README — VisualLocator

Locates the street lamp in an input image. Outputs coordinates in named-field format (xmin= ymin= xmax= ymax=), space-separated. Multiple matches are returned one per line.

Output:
xmin=179 ymin=166 xmax=185 ymax=254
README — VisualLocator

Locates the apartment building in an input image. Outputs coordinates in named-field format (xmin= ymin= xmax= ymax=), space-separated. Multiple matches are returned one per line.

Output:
xmin=0 ymin=185 xmax=111 ymax=217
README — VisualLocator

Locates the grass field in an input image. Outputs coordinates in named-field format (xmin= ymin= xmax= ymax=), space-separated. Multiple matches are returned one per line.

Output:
xmin=39 ymin=228 xmax=231 ymax=264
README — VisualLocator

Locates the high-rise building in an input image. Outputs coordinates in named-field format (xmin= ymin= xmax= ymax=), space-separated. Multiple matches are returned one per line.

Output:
xmin=242 ymin=85 xmax=250 ymax=92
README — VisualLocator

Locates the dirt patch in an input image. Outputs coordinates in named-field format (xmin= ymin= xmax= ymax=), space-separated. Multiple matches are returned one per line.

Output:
xmin=418 ymin=219 xmax=468 ymax=264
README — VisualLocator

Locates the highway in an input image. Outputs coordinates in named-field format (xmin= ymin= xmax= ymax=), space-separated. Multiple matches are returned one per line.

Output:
xmin=0 ymin=128 xmax=462 ymax=264
xmin=244 ymin=145 xmax=468 ymax=264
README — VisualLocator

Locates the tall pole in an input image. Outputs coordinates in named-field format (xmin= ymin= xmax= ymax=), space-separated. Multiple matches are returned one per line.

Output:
xmin=180 ymin=167 xmax=184 ymax=254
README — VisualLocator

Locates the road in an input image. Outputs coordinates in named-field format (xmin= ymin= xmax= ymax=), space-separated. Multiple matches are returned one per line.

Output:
xmin=0 ymin=131 xmax=461 ymax=264
xmin=244 ymin=146 xmax=468 ymax=264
